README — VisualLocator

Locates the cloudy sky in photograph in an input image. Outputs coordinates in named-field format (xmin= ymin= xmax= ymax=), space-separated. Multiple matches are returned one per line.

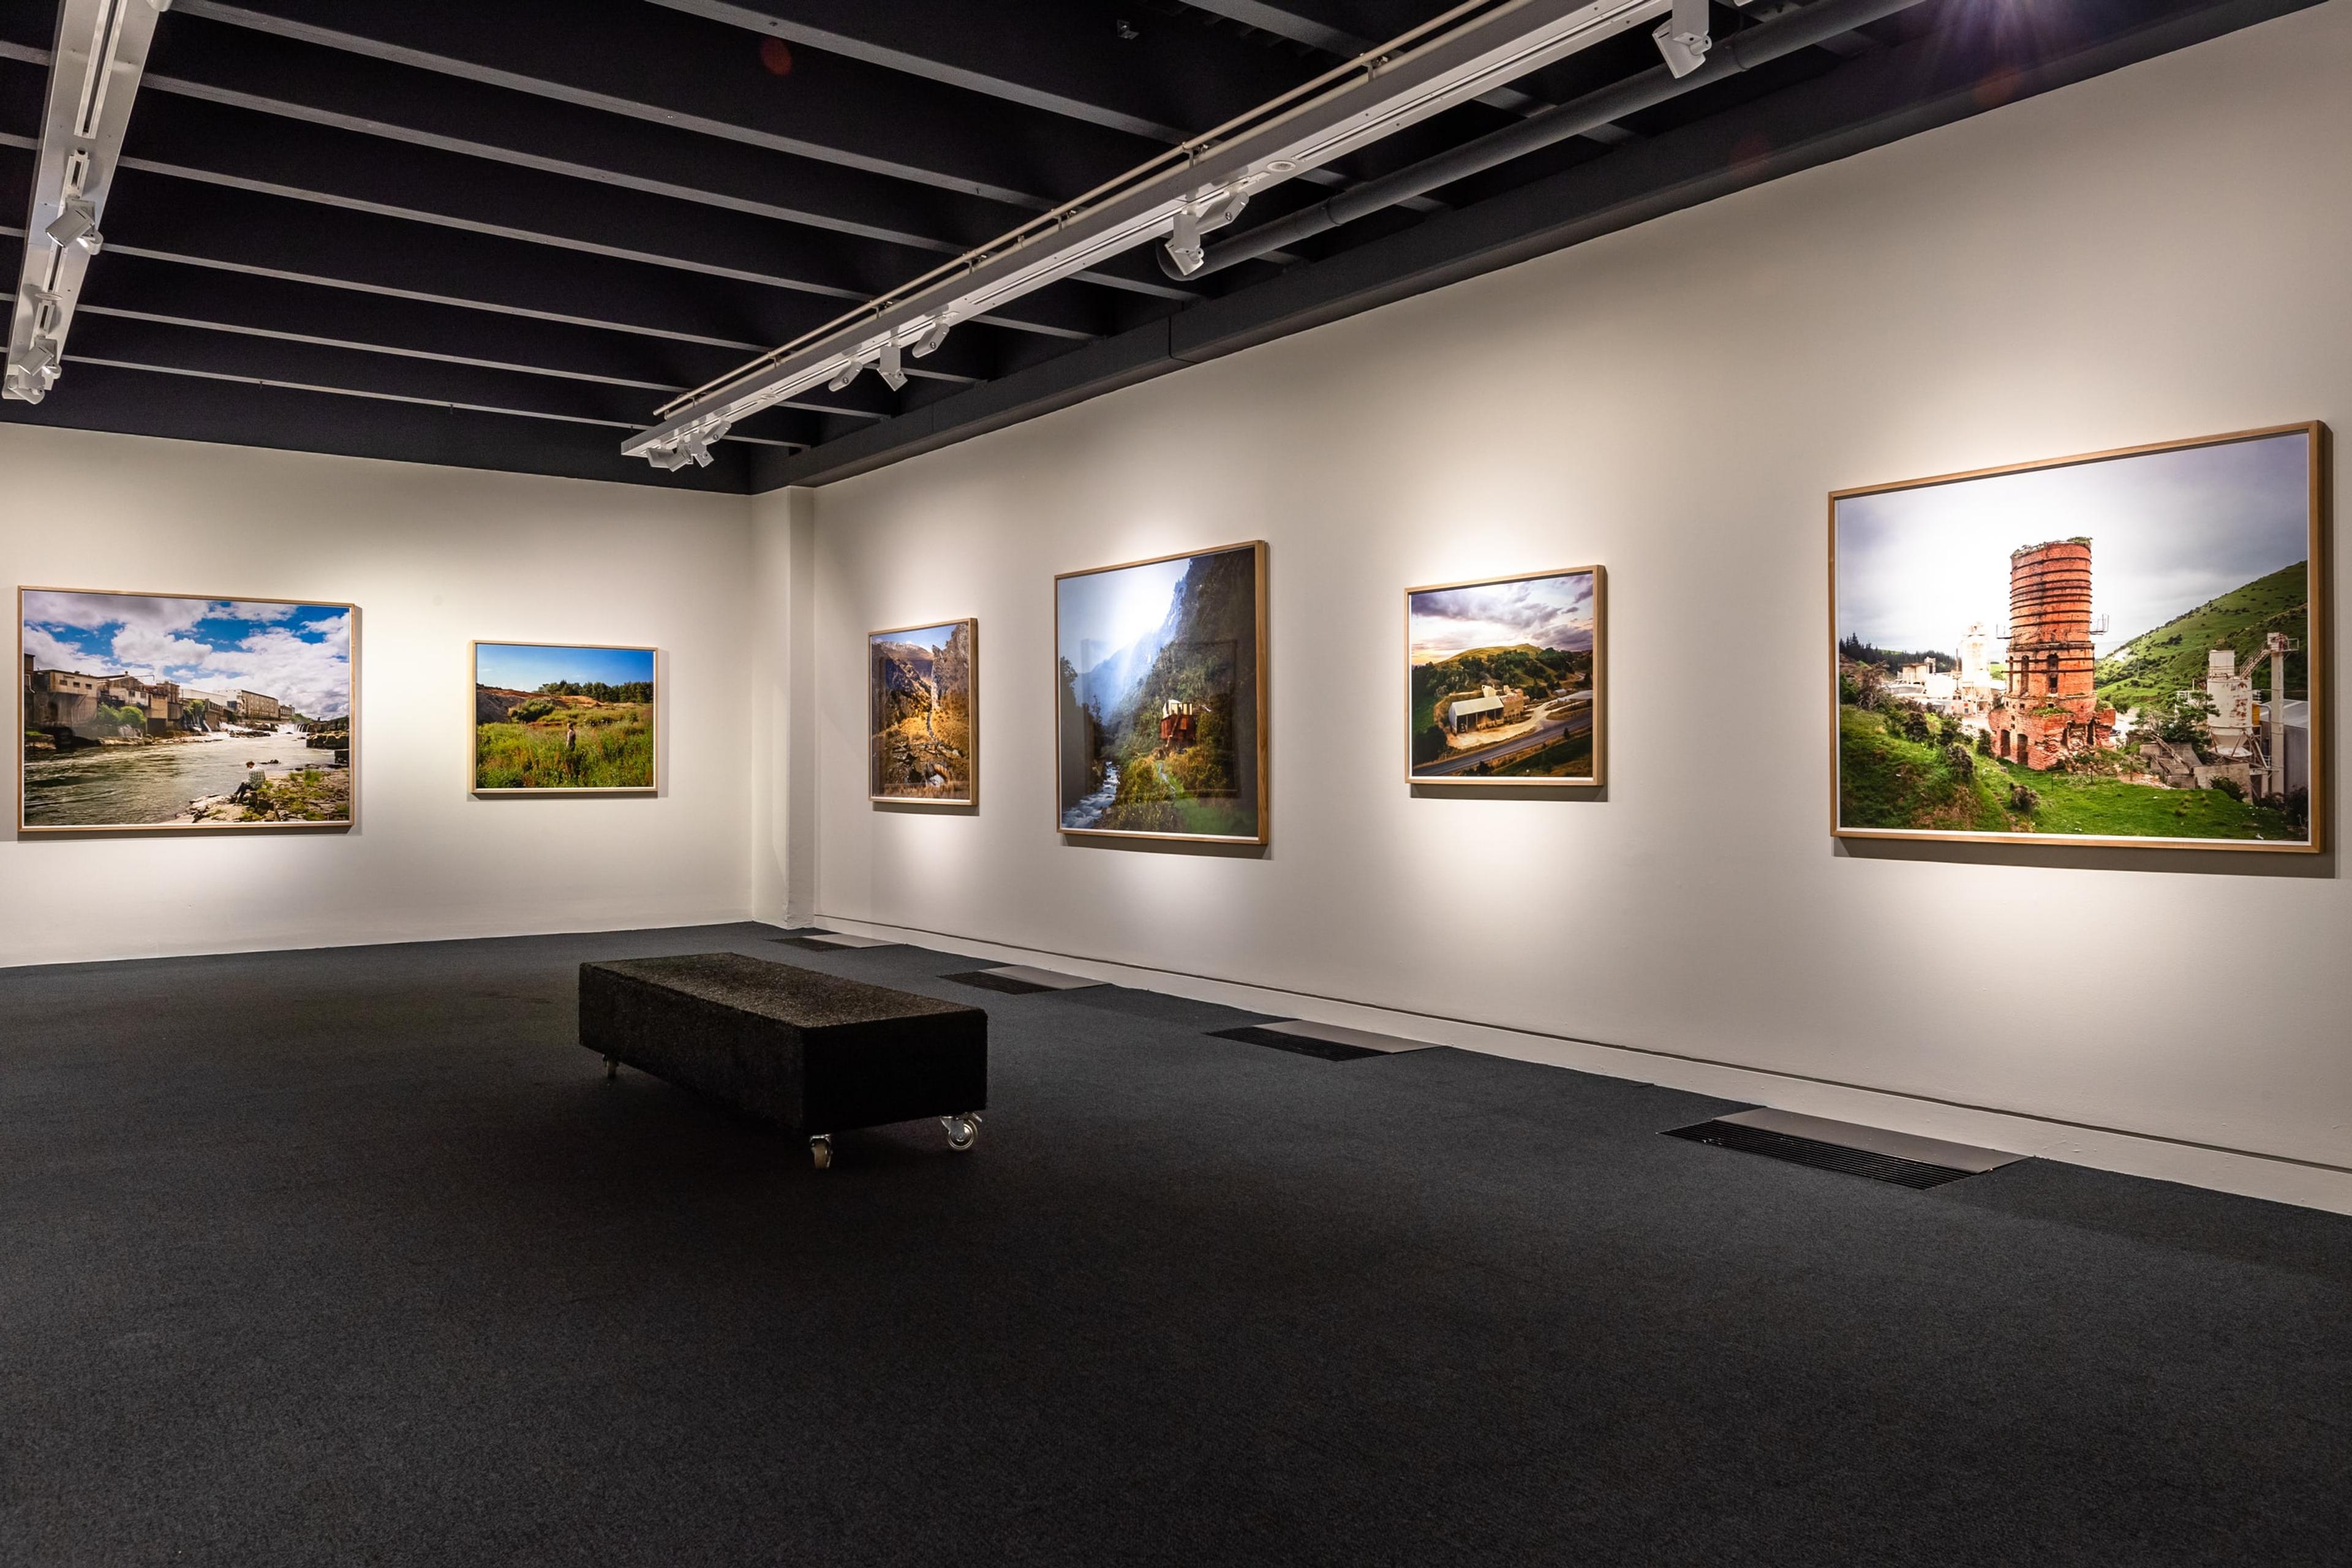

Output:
xmin=1836 ymin=431 xmax=2310 ymax=657
xmin=22 ymin=592 xmax=353 ymax=718
xmin=1409 ymin=570 xmax=1595 ymax=663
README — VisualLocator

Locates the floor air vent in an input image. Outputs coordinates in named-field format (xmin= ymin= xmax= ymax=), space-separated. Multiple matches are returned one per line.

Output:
xmin=1663 ymin=1109 xmax=2022 ymax=1191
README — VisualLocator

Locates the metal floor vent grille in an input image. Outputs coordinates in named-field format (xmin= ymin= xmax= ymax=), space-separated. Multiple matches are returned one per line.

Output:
xmin=1663 ymin=1120 xmax=1980 ymax=1189
xmin=1208 ymin=1025 xmax=1384 ymax=1061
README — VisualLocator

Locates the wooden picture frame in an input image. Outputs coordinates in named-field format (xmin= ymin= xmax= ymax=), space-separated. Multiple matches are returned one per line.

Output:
xmin=868 ymin=618 xmax=979 ymax=806
xmin=1405 ymin=565 xmax=1606 ymax=788
xmin=470 ymin=639 xmax=658 ymax=797
xmin=18 ymin=586 xmax=359 ymax=834
xmin=1054 ymin=541 xmax=1268 ymax=844
xmin=1829 ymin=421 xmax=2329 ymax=851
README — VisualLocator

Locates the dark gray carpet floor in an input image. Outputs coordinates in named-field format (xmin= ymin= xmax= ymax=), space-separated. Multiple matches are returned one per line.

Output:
xmin=2 ymin=924 xmax=2346 ymax=1567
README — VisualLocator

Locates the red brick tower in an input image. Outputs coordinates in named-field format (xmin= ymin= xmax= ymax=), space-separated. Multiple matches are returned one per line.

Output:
xmin=1991 ymin=538 xmax=2114 ymax=769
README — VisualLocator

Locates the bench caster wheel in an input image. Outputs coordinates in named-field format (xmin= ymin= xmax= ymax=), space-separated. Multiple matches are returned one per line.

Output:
xmin=810 ymin=1135 xmax=833 ymax=1170
xmin=603 ymin=1055 xmax=618 ymax=1082
xmin=943 ymin=1114 xmax=980 ymax=1152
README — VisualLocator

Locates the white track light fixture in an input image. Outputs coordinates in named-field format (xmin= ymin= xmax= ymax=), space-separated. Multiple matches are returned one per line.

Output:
xmin=627 ymin=0 xmax=1676 ymax=469
xmin=1652 ymin=0 xmax=1714 ymax=77
xmin=1161 ymin=191 xmax=1248 ymax=278
xmin=45 ymin=198 xmax=102 ymax=254
xmin=877 ymin=333 xmax=907 ymax=391
xmin=5 ymin=0 xmax=168 ymax=404
xmin=1164 ymin=206 xmax=1205 ymax=277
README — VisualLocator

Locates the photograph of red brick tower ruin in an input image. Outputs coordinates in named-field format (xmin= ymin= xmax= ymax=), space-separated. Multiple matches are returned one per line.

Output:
xmin=1986 ymin=538 xmax=2117 ymax=770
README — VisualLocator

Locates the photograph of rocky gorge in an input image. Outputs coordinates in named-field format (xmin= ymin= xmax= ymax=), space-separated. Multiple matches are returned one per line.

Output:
xmin=869 ymin=619 xmax=975 ymax=803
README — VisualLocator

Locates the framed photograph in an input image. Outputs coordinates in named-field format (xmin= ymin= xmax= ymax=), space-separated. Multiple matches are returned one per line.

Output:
xmin=1055 ymin=541 xmax=1267 ymax=843
xmin=1831 ymin=422 xmax=2328 ymax=850
xmin=1407 ymin=567 xmax=1605 ymax=786
xmin=472 ymin=641 xmax=657 ymax=796
xmin=19 ymin=587 xmax=356 ymax=833
xmin=869 ymin=619 xmax=977 ymax=805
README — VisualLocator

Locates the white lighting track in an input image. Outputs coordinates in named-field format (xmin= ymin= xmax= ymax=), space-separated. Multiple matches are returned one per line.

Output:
xmin=4 ymin=0 xmax=170 ymax=405
xmin=623 ymin=0 xmax=1670 ymax=470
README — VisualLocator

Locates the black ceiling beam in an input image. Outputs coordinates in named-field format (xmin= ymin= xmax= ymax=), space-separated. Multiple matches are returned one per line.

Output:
xmin=93 ymin=167 xmax=938 ymax=363
xmin=107 ymin=89 xmax=1122 ymax=346
xmin=646 ymin=0 xmax=1324 ymax=145
xmin=1174 ymin=0 xmax=1627 ymax=139
xmin=61 ymin=307 xmax=836 ymax=451
xmin=1 ymin=355 xmax=763 ymax=491
xmin=86 ymin=191 xmax=1006 ymax=390
xmin=170 ymin=0 xmax=1169 ymax=211
xmin=0 ymin=143 xmax=997 ymax=386
xmin=124 ymin=15 xmax=1194 ymax=306
xmin=758 ymin=0 xmax=2317 ymax=489
xmin=69 ymin=251 xmax=899 ymax=423
xmin=69 ymin=312 xmax=698 ymax=431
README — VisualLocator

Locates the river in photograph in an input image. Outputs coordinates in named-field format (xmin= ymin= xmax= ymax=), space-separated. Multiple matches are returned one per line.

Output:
xmin=1060 ymin=762 xmax=1120 ymax=829
xmin=23 ymin=728 xmax=325 ymax=826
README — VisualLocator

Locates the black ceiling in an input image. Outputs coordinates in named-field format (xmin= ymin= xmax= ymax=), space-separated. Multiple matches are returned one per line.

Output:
xmin=0 ymin=0 xmax=2315 ymax=493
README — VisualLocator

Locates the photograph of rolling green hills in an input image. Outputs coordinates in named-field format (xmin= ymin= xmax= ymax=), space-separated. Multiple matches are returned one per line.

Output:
xmin=1409 ymin=570 xmax=1599 ymax=783
xmin=1056 ymin=544 xmax=1262 ymax=840
xmin=1834 ymin=428 xmax=2315 ymax=845
xmin=870 ymin=620 xmax=974 ymax=801
xmin=473 ymin=642 xmax=655 ymax=794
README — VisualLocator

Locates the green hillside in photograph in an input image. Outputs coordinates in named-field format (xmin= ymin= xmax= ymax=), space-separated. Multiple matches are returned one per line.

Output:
xmin=2095 ymin=562 xmax=2309 ymax=709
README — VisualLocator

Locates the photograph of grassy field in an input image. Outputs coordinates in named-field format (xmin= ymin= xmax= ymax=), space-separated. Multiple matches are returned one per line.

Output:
xmin=472 ymin=642 xmax=656 ymax=796
xmin=1832 ymin=424 xmax=2324 ymax=849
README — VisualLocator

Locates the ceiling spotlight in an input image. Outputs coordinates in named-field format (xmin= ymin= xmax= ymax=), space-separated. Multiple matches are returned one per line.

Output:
xmin=877 ymin=333 xmax=907 ymax=391
xmin=827 ymin=358 xmax=862 ymax=391
xmin=1164 ymin=206 xmax=1205 ymax=277
xmin=45 ymin=198 xmax=102 ymax=253
xmin=911 ymin=319 xmax=951 ymax=358
xmin=1652 ymin=0 xmax=1713 ymax=77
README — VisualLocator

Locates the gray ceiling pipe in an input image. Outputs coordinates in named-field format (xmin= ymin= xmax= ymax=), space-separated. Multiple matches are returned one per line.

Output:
xmin=1167 ymin=0 xmax=1937 ymax=279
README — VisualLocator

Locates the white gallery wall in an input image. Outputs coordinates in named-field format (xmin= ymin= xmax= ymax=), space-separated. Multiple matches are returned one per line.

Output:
xmin=1 ymin=426 xmax=761 ymax=963
xmin=799 ymin=2 xmax=2352 ymax=1209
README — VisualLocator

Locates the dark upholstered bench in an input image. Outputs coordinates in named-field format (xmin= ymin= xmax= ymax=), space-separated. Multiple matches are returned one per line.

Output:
xmin=579 ymin=952 xmax=986 ymax=1168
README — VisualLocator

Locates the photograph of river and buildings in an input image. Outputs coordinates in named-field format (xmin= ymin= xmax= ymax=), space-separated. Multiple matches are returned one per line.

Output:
xmin=1056 ymin=543 xmax=1264 ymax=842
xmin=1833 ymin=426 xmax=2318 ymax=846
xmin=20 ymin=589 xmax=355 ymax=831
xmin=1408 ymin=568 xmax=1602 ymax=784
xmin=472 ymin=642 xmax=655 ymax=794
xmin=870 ymin=620 xmax=974 ymax=803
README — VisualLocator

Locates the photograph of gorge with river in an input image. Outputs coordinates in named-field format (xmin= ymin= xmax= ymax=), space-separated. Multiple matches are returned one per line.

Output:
xmin=1056 ymin=543 xmax=1265 ymax=842
xmin=21 ymin=589 xmax=355 ymax=832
